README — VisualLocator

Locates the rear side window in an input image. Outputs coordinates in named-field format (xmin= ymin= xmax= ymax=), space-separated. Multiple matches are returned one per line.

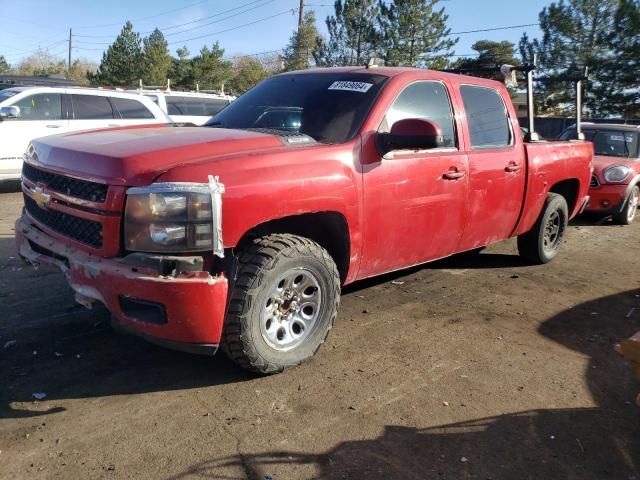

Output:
xmin=71 ymin=94 xmax=114 ymax=119
xmin=11 ymin=93 xmax=63 ymax=120
xmin=460 ymin=85 xmax=511 ymax=149
xmin=383 ymin=81 xmax=456 ymax=148
xmin=110 ymin=97 xmax=154 ymax=119
xmin=166 ymin=96 xmax=229 ymax=116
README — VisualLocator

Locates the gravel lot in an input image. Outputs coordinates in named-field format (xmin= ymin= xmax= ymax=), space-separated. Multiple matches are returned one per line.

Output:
xmin=1 ymin=184 xmax=639 ymax=479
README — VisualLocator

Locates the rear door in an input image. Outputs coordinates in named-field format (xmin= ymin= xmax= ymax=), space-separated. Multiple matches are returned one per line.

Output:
xmin=69 ymin=93 xmax=118 ymax=132
xmin=359 ymin=80 xmax=469 ymax=278
xmin=456 ymin=84 xmax=526 ymax=251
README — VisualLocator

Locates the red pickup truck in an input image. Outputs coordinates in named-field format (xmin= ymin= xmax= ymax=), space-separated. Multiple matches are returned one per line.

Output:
xmin=15 ymin=67 xmax=592 ymax=373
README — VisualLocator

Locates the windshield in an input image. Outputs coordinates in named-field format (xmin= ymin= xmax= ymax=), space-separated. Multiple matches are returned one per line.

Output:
xmin=0 ymin=89 xmax=20 ymax=103
xmin=206 ymin=72 xmax=389 ymax=144
xmin=560 ymin=127 xmax=640 ymax=158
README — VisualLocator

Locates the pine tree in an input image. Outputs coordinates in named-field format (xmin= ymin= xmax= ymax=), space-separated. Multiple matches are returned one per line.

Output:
xmin=172 ymin=46 xmax=193 ymax=88
xmin=379 ymin=0 xmax=457 ymax=68
xmin=314 ymin=0 xmax=380 ymax=66
xmin=519 ymin=0 xmax=618 ymax=117
xmin=454 ymin=40 xmax=521 ymax=79
xmin=92 ymin=21 xmax=143 ymax=86
xmin=283 ymin=11 xmax=321 ymax=71
xmin=142 ymin=28 xmax=172 ymax=86
xmin=0 ymin=56 xmax=10 ymax=75
xmin=603 ymin=0 xmax=640 ymax=118
xmin=191 ymin=42 xmax=233 ymax=91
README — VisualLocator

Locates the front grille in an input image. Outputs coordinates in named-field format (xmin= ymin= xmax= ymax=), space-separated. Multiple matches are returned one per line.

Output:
xmin=590 ymin=175 xmax=600 ymax=188
xmin=24 ymin=194 xmax=103 ymax=248
xmin=22 ymin=163 xmax=108 ymax=203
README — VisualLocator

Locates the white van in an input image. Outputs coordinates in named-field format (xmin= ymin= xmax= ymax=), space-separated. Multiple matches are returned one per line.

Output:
xmin=140 ymin=91 xmax=234 ymax=126
xmin=0 ymin=87 xmax=169 ymax=181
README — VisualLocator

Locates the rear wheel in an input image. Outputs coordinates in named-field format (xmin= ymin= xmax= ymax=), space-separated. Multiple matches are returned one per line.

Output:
xmin=517 ymin=193 xmax=568 ymax=264
xmin=221 ymin=234 xmax=340 ymax=374
xmin=613 ymin=186 xmax=639 ymax=225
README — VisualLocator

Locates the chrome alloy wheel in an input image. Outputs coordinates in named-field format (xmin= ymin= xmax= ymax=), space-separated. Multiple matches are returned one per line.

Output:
xmin=543 ymin=210 xmax=562 ymax=253
xmin=260 ymin=267 xmax=322 ymax=352
xmin=627 ymin=188 xmax=639 ymax=223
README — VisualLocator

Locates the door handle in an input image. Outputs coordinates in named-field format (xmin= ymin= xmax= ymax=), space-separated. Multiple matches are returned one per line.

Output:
xmin=505 ymin=162 xmax=521 ymax=172
xmin=46 ymin=125 xmax=61 ymax=128
xmin=443 ymin=169 xmax=465 ymax=180
xmin=108 ymin=124 xmax=120 ymax=127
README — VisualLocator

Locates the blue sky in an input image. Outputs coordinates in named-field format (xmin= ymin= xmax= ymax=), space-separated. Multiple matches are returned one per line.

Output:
xmin=0 ymin=0 xmax=550 ymax=66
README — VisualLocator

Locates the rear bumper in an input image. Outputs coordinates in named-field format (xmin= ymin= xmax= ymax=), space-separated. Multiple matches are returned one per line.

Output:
xmin=586 ymin=184 xmax=626 ymax=213
xmin=15 ymin=215 xmax=228 ymax=352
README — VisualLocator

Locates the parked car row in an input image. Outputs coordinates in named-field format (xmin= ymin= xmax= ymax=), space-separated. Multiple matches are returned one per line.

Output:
xmin=0 ymin=87 xmax=234 ymax=181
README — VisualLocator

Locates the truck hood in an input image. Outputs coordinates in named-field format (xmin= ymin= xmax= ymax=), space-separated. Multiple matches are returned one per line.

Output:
xmin=29 ymin=125 xmax=291 ymax=186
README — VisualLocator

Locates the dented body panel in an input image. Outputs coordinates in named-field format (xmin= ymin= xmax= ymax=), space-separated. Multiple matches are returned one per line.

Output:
xmin=17 ymin=66 xmax=593 ymax=351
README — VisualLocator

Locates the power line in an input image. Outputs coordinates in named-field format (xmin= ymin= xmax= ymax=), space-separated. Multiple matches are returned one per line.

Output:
xmin=167 ymin=8 xmax=299 ymax=46
xmin=450 ymin=23 xmax=539 ymax=35
xmin=2 ymin=38 xmax=69 ymax=61
xmin=73 ymin=0 xmax=277 ymax=45
xmin=73 ymin=0 xmax=212 ymax=30
xmin=73 ymin=0 xmax=270 ymax=38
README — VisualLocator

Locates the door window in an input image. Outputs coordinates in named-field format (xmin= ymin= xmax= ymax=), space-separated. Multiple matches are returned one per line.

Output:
xmin=11 ymin=93 xmax=63 ymax=120
xmin=71 ymin=94 xmax=114 ymax=119
xmin=460 ymin=85 xmax=511 ymax=149
xmin=110 ymin=97 xmax=155 ymax=119
xmin=383 ymin=81 xmax=456 ymax=148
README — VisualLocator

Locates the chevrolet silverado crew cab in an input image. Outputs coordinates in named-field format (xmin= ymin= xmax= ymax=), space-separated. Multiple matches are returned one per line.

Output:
xmin=16 ymin=67 xmax=593 ymax=374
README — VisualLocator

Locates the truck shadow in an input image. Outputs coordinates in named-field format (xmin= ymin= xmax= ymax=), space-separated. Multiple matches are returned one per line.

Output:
xmin=170 ymin=289 xmax=640 ymax=480
xmin=0 ymin=236 xmax=253 ymax=419
xmin=570 ymin=213 xmax=627 ymax=227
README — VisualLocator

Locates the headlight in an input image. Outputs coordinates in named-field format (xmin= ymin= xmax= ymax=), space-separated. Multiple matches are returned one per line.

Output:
xmin=125 ymin=182 xmax=219 ymax=253
xmin=603 ymin=165 xmax=631 ymax=183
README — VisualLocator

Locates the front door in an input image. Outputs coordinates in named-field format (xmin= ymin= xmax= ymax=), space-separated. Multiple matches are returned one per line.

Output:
xmin=359 ymin=80 xmax=469 ymax=279
xmin=0 ymin=92 xmax=68 ymax=178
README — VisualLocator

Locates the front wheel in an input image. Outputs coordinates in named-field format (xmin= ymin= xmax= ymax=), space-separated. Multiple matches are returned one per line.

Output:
xmin=221 ymin=234 xmax=340 ymax=374
xmin=517 ymin=193 xmax=568 ymax=264
xmin=613 ymin=186 xmax=639 ymax=225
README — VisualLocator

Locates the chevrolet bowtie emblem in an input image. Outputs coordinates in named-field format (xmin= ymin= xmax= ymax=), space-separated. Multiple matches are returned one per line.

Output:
xmin=33 ymin=186 xmax=51 ymax=209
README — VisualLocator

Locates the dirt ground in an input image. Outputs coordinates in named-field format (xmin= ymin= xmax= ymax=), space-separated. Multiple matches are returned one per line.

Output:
xmin=1 ymin=182 xmax=639 ymax=479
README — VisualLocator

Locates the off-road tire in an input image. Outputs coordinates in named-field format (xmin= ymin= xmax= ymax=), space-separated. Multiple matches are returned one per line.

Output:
xmin=517 ymin=193 xmax=568 ymax=264
xmin=221 ymin=234 xmax=340 ymax=374
xmin=613 ymin=186 xmax=639 ymax=225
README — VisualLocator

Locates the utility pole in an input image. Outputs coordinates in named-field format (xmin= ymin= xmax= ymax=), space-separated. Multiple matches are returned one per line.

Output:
xmin=298 ymin=0 xmax=304 ymax=31
xmin=67 ymin=28 xmax=72 ymax=72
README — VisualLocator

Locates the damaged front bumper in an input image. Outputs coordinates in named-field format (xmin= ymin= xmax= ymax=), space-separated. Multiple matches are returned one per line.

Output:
xmin=15 ymin=215 xmax=229 ymax=355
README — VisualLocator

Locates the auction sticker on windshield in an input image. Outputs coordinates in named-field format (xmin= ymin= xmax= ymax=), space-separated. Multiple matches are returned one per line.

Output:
xmin=328 ymin=81 xmax=373 ymax=93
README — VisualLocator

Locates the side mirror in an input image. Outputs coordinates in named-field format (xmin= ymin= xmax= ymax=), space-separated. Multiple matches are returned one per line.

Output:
xmin=377 ymin=118 xmax=444 ymax=155
xmin=0 ymin=106 xmax=20 ymax=119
